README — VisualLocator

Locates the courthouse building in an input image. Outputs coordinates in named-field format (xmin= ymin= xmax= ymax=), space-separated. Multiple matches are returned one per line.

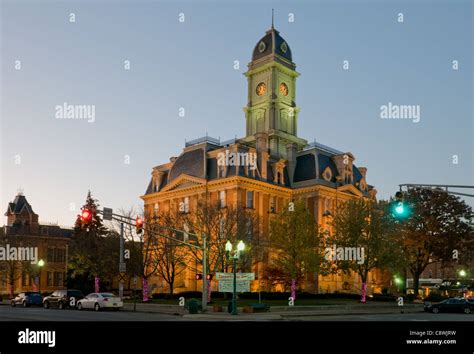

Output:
xmin=142 ymin=25 xmax=388 ymax=295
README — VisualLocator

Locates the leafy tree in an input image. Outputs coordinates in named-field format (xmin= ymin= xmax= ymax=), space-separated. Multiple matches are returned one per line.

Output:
xmin=68 ymin=191 xmax=109 ymax=292
xmin=268 ymin=200 xmax=324 ymax=299
xmin=329 ymin=199 xmax=398 ymax=302
xmin=396 ymin=188 xmax=473 ymax=297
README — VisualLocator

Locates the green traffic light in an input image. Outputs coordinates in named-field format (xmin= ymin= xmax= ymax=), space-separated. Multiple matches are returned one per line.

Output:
xmin=395 ymin=203 xmax=404 ymax=214
xmin=392 ymin=201 xmax=410 ymax=219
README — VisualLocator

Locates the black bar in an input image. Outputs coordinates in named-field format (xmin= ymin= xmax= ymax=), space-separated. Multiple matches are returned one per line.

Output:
xmin=0 ymin=321 xmax=472 ymax=353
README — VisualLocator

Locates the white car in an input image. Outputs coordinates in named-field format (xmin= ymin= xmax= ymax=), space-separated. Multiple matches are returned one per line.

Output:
xmin=77 ymin=293 xmax=123 ymax=311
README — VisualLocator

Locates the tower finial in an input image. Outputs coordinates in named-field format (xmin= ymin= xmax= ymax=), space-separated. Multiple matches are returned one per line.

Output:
xmin=271 ymin=8 xmax=274 ymax=29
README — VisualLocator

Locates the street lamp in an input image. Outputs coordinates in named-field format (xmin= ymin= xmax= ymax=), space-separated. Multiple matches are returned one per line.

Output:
xmin=226 ymin=240 xmax=245 ymax=315
xmin=37 ymin=259 xmax=45 ymax=294
xmin=458 ymin=269 xmax=467 ymax=297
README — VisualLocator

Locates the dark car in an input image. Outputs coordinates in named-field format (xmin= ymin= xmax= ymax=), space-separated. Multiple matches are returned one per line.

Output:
xmin=425 ymin=298 xmax=474 ymax=314
xmin=43 ymin=289 xmax=84 ymax=309
xmin=11 ymin=292 xmax=43 ymax=307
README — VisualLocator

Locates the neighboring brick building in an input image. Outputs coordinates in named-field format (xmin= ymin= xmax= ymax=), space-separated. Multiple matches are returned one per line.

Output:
xmin=0 ymin=193 xmax=72 ymax=296
xmin=142 ymin=25 xmax=389 ymax=295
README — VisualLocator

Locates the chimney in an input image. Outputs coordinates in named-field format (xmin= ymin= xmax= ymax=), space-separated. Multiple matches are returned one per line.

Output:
xmin=358 ymin=167 xmax=367 ymax=179
xmin=255 ymin=132 xmax=269 ymax=179
xmin=286 ymin=143 xmax=298 ymax=185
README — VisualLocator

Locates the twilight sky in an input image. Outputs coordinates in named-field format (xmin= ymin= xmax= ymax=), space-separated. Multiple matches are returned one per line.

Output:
xmin=1 ymin=0 xmax=472 ymax=227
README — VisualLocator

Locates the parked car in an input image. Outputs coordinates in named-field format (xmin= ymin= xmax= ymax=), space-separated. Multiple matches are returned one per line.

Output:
xmin=43 ymin=289 xmax=84 ymax=309
xmin=425 ymin=297 xmax=474 ymax=314
xmin=77 ymin=293 xmax=123 ymax=311
xmin=11 ymin=292 xmax=43 ymax=307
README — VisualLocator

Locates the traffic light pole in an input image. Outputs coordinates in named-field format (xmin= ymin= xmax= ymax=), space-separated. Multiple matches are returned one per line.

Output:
xmin=96 ymin=208 xmax=208 ymax=311
xmin=119 ymin=222 xmax=124 ymax=300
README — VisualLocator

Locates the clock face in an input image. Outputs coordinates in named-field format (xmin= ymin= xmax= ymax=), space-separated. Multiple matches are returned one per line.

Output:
xmin=279 ymin=82 xmax=288 ymax=96
xmin=256 ymin=82 xmax=266 ymax=96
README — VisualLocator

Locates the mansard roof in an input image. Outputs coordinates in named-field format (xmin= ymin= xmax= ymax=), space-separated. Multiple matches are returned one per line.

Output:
xmin=5 ymin=194 xmax=35 ymax=216
xmin=144 ymin=136 xmax=373 ymax=196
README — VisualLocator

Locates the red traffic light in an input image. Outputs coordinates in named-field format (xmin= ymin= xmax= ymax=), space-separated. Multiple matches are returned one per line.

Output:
xmin=196 ymin=274 xmax=203 ymax=280
xmin=206 ymin=274 xmax=213 ymax=280
xmin=135 ymin=216 xmax=144 ymax=234
xmin=80 ymin=209 xmax=93 ymax=225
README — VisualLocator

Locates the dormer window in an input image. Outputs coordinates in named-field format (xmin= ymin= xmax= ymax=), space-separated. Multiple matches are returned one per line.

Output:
xmin=218 ymin=164 xmax=226 ymax=178
xmin=274 ymin=162 xmax=285 ymax=185
xmin=322 ymin=167 xmax=332 ymax=182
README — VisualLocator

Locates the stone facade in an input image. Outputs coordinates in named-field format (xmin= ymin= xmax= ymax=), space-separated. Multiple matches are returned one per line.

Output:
xmin=142 ymin=26 xmax=389 ymax=295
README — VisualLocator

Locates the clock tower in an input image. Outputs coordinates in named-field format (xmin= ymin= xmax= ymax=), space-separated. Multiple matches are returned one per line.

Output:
xmin=242 ymin=24 xmax=307 ymax=158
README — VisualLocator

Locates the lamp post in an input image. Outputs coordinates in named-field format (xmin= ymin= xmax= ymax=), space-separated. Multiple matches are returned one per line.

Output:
xmin=458 ymin=269 xmax=467 ymax=297
xmin=226 ymin=240 xmax=245 ymax=315
xmin=37 ymin=259 xmax=45 ymax=294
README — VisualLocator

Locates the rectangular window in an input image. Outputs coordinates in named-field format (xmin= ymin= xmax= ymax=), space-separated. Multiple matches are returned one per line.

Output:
xmin=21 ymin=272 xmax=30 ymax=287
xmin=55 ymin=248 xmax=66 ymax=263
xmin=246 ymin=191 xmax=254 ymax=209
xmin=219 ymin=191 xmax=226 ymax=208
xmin=47 ymin=272 xmax=53 ymax=287
xmin=270 ymin=196 xmax=276 ymax=213
xmin=47 ymin=248 xmax=54 ymax=262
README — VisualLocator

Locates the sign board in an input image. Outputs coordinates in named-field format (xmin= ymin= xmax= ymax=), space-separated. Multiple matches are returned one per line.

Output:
xmin=218 ymin=280 xmax=250 ymax=293
xmin=119 ymin=262 xmax=126 ymax=273
xmin=119 ymin=272 xmax=126 ymax=282
xmin=103 ymin=207 xmax=113 ymax=221
xmin=215 ymin=272 xmax=255 ymax=281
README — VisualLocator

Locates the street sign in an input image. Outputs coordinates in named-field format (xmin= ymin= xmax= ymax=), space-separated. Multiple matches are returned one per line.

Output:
xmin=218 ymin=280 xmax=250 ymax=293
xmin=216 ymin=272 xmax=255 ymax=281
xmin=119 ymin=272 xmax=126 ymax=281
xmin=103 ymin=207 xmax=113 ymax=221
xmin=119 ymin=262 xmax=126 ymax=273
xmin=133 ymin=276 xmax=138 ymax=285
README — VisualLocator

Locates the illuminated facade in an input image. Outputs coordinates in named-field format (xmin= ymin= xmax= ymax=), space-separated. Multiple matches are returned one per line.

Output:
xmin=142 ymin=25 xmax=388 ymax=295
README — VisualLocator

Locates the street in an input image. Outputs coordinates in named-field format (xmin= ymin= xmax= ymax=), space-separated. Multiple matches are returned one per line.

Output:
xmin=0 ymin=305 xmax=182 ymax=321
xmin=282 ymin=312 xmax=474 ymax=321
xmin=1 ymin=305 xmax=473 ymax=321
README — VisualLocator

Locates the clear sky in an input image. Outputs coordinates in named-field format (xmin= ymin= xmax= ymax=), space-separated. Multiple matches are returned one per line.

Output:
xmin=1 ymin=0 xmax=472 ymax=227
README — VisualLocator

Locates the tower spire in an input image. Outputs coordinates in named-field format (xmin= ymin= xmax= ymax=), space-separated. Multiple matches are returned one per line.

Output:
xmin=271 ymin=8 xmax=274 ymax=29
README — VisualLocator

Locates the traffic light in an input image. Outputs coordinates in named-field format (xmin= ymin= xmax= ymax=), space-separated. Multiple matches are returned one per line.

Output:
xmin=135 ymin=216 xmax=144 ymax=234
xmin=206 ymin=274 xmax=213 ymax=281
xmin=195 ymin=274 xmax=202 ymax=280
xmin=392 ymin=191 xmax=410 ymax=219
xmin=80 ymin=209 xmax=93 ymax=227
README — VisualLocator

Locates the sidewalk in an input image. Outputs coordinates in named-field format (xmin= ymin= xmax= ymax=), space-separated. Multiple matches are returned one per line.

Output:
xmin=122 ymin=302 xmax=424 ymax=319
